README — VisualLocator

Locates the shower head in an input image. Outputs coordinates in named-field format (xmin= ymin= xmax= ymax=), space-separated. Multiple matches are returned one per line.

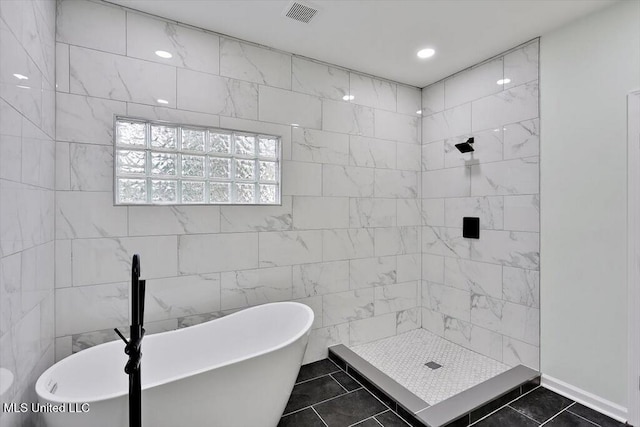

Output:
xmin=455 ymin=137 xmax=474 ymax=153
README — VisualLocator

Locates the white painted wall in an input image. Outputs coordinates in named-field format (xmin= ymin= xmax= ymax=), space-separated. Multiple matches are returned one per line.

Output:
xmin=540 ymin=0 xmax=640 ymax=408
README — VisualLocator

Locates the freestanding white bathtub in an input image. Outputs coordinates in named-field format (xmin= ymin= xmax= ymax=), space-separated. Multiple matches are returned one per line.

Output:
xmin=35 ymin=302 xmax=314 ymax=427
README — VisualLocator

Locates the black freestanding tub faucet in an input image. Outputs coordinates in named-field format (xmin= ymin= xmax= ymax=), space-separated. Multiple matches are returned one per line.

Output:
xmin=115 ymin=254 xmax=146 ymax=427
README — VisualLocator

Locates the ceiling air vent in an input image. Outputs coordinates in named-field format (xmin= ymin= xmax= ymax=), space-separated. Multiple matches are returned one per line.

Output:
xmin=284 ymin=1 xmax=318 ymax=24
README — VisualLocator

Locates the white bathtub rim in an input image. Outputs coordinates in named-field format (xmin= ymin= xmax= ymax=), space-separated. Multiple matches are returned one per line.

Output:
xmin=36 ymin=301 xmax=314 ymax=404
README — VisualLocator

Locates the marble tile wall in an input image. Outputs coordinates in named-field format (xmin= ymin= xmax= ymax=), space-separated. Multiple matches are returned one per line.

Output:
xmin=54 ymin=0 xmax=422 ymax=364
xmin=0 ymin=0 xmax=56 ymax=425
xmin=420 ymin=40 xmax=540 ymax=370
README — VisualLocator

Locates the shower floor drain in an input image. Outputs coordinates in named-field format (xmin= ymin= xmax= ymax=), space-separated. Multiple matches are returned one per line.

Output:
xmin=425 ymin=361 xmax=442 ymax=370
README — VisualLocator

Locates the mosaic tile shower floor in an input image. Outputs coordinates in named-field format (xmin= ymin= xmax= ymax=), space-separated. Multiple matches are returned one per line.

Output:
xmin=350 ymin=329 xmax=510 ymax=405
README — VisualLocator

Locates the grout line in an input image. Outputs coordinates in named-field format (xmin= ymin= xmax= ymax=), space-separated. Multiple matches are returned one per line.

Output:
xmin=506 ymin=405 xmax=544 ymax=425
xmin=294 ymin=370 xmax=341 ymax=386
xmin=468 ymin=385 xmax=542 ymax=426
xmin=564 ymin=409 xmax=602 ymax=427
xmin=330 ymin=373 xmax=350 ymax=393
xmin=311 ymin=406 xmax=330 ymax=427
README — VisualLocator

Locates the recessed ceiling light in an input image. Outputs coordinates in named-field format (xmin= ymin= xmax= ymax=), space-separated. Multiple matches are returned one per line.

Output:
xmin=155 ymin=50 xmax=173 ymax=59
xmin=496 ymin=78 xmax=511 ymax=85
xmin=417 ymin=48 xmax=435 ymax=59
xmin=157 ymin=99 xmax=169 ymax=104
xmin=13 ymin=73 xmax=28 ymax=80
xmin=416 ymin=110 xmax=422 ymax=115
xmin=291 ymin=123 xmax=299 ymax=127
xmin=343 ymin=94 xmax=355 ymax=101
xmin=16 ymin=85 xmax=30 ymax=89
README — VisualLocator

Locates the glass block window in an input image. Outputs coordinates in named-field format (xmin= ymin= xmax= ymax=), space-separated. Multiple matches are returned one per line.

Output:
xmin=114 ymin=117 xmax=281 ymax=205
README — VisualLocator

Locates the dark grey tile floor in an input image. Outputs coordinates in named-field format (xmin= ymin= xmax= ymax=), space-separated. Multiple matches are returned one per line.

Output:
xmin=279 ymin=359 xmax=411 ymax=427
xmin=280 ymin=359 xmax=629 ymax=427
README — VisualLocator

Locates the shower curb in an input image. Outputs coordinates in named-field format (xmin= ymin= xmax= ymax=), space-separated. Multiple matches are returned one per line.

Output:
xmin=328 ymin=344 xmax=540 ymax=427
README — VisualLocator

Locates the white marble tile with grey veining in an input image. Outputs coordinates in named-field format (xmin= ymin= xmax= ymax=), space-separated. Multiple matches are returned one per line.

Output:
xmin=444 ymin=58 xmax=503 ymax=109
xmin=323 ymin=288 xmax=373 ymax=326
xmin=425 ymin=282 xmax=470 ymax=321
xmin=1 ymin=21 xmax=43 ymax=127
xmin=397 ymin=85 xmax=421 ymax=116
xmin=281 ymin=160 xmax=322 ymax=196
xmin=422 ymin=140 xmax=444 ymax=171
xmin=422 ymin=199 xmax=445 ymax=227
xmin=322 ymin=229 xmax=374 ymax=261
xmin=292 ymin=260 xmax=349 ymax=298
xmin=444 ymin=257 xmax=502 ymax=299
xmin=504 ymin=194 xmax=539 ymax=232
xmin=374 ymin=169 xmax=418 ymax=199
xmin=349 ymin=312 xmax=396 ymax=346
xmin=444 ymin=128 xmax=503 ymax=168
xmin=292 ymin=127 xmax=349 ymax=165
xmin=0 ymin=182 xmax=49 ymax=257
xmin=374 ymin=110 xmax=419 ymax=144
xmin=56 ymin=191 xmax=127 ymax=239
xmin=145 ymin=273 xmax=221 ymax=322
xmin=259 ymin=230 xmax=323 ymax=267
xmin=470 ymin=230 xmax=539 ymax=269
xmin=444 ymin=196 xmax=504 ymax=229
xmin=471 ymin=81 xmax=538 ymax=132
xmin=471 ymin=157 xmax=539 ymax=196
xmin=55 ymin=42 xmax=69 ymax=92
xmin=422 ymin=103 xmax=471 ymax=143
xmin=397 ymin=199 xmax=420 ymax=226
xmin=349 ymin=256 xmax=397 ymax=289
xmin=221 ymin=196 xmax=292 ymax=232
xmin=422 ymin=254 xmax=444 ymax=284
xmin=422 ymin=307 xmax=445 ymax=336
xmin=374 ymin=227 xmax=419 ymax=257
xmin=502 ymin=266 xmax=539 ymax=308
xmin=295 ymin=295 xmax=323 ymax=329
xmin=292 ymin=57 xmax=349 ymax=101
xmin=396 ymin=142 xmax=421 ymax=171
xmin=322 ymin=164 xmax=374 ymax=197
xmin=69 ymin=143 xmax=112 ymax=191
xmin=396 ymin=307 xmax=421 ymax=334
xmin=397 ymin=253 xmax=420 ymax=283
xmin=20 ymin=122 xmax=54 ymax=189
xmin=221 ymin=38 xmax=290 ymax=89
xmin=55 ymin=282 xmax=128 ymax=336
xmin=129 ymin=205 xmax=221 ymax=236
xmin=322 ymin=99 xmax=374 ymax=137
xmin=349 ymin=198 xmax=395 ymax=228
xmin=422 ymin=226 xmax=470 ymax=258
xmin=504 ymin=41 xmax=539 ymax=90
xmin=70 ymin=46 xmax=176 ymax=106
xmin=303 ymin=324 xmax=349 ymax=364
xmin=421 ymin=81 xmax=444 ymax=116
xmin=56 ymin=93 xmax=126 ymax=145
xmin=127 ymin=103 xmax=220 ymax=130
xmin=374 ymin=282 xmax=417 ymax=315
xmin=443 ymin=317 xmax=503 ymax=362
xmin=349 ymin=135 xmax=395 ymax=169
xmin=259 ymin=85 xmax=321 ymax=128
xmin=503 ymin=337 xmax=539 ymax=369
xmin=127 ymin=11 xmax=219 ymax=73
xmin=56 ymin=0 xmax=125 ymax=54
xmin=423 ymin=166 xmax=471 ymax=198
xmin=349 ymin=73 xmax=396 ymax=112
xmin=221 ymin=266 xmax=292 ymax=310
xmin=503 ymin=118 xmax=539 ymax=160
xmin=471 ymin=295 xmax=539 ymax=346
xmin=177 ymin=69 xmax=257 ymax=119
xmin=55 ymin=239 xmax=71 ymax=288
xmin=72 ymin=236 xmax=177 ymax=286
xmin=178 ymin=233 xmax=258 ymax=275
xmin=293 ymin=196 xmax=349 ymax=230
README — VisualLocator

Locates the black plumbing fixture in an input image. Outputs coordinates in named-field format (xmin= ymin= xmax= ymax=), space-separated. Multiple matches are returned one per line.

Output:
xmin=115 ymin=254 xmax=146 ymax=427
xmin=455 ymin=137 xmax=474 ymax=153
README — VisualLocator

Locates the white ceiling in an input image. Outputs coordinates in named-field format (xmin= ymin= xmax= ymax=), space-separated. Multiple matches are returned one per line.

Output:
xmin=108 ymin=0 xmax=616 ymax=87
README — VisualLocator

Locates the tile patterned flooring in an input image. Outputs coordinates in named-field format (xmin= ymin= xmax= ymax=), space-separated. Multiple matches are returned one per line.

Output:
xmin=279 ymin=359 xmax=628 ymax=427
xmin=351 ymin=329 xmax=509 ymax=405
